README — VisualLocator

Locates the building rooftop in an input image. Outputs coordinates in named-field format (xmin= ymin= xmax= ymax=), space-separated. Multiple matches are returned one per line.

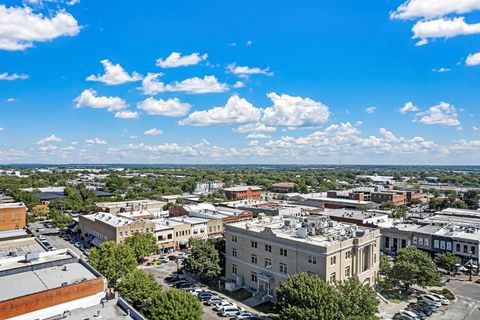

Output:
xmin=223 ymin=186 xmax=262 ymax=192
xmin=63 ymin=297 xmax=145 ymax=320
xmin=170 ymin=216 xmax=209 ymax=225
xmin=0 ymin=202 xmax=26 ymax=209
xmin=83 ymin=212 xmax=145 ymax=227
xmin=271 ymin=182 xmax=295 ymax=188
xmin=228 ymin=215 xmax=377 ymax=247
xmin=323 ymin=208 xmax=389 ymax=220
xmin=0 ymin=236 xmax=46 ymax=259
xmin=309 ymin=197 xmax=374 ymax=205
xmin=96 ymin=199 xmax=164 ymax=208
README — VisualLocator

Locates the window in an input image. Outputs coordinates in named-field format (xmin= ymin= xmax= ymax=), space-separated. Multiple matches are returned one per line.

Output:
xmin=176 ymin=231 xmax=179 ymax=237
xmin=251 ymin=254 xmax=257 ymax=264
xmin=446 ymin=242 xmax=452 ymax=251
xmin=265 ymin=259 xmax=272 ymax=269
xmin=329 ymin=272 xmax=336 ymax=283
xmin=456 ymin=244 xmax=461 ymax=252
xmin=330 ymin=256 xmax=336 ymax=265
xmin=424 ymin=238 xmax=429 ymax=246
xmin=119 ymin=231 xmax=123 ymax=236
xmin=232 ymin=264 xmax=237 ymax=275
xmin=434 ymin=240 xmax=439 ymax=249
xmin=413 ymin=236 xmax=417 ymax=244
xmin=265 ymin=244 xmax=272 ymax=252
xmin=280 ymin=263 xmax=287 ymax=274
xmin=345 ymin=266 xmax=350 ymax=277
xmin=232 ymin=235 xmax=237 ymax=242
xmin=167 ymin=234 xmax=172 ymax=240
xmin=345 ymin=250 xmax=351 ymax=259
xmin=472 ymin=246 xmax=476 ymax=255
xmin=251 ymin=272 xmax=257 ymax=283
xmin=440 ymin=241 xmax=446 ymax=250
xmin=158 ymin=235 xmax=164 ymax=241
xmin=374 ymin=254 xmax=377 ymax=263
xmin=385 ymin=237 xmax=390 ymax=248
xmin=308 ymin=255 xmax=317 ymax=264
xmin=232 ymin=248 xmax=237 ymax=257
xmin=464 ymin=245 xmax=468 ymax=253
xmin=251 ymin=241 xmax=257 ymax=248
xmin=418 ymin=237 xmax=423 ymax=245
xmin=280 ymin=248 xmax=288 ymax=257
xmin=193 ymin=229 xmax=198 ymax=234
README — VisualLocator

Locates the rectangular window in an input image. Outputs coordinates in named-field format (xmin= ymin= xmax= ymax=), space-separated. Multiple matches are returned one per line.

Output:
xmin=440 ymin=241 xmax=446 ymax=249
xmin=251 ymin=272 xmax=257 ymax=283
xmin=345 ymin=266 xmax=350 ymax=277
xmin=251 ymin=254 xmax=257 ymax=264
xmin=251 ymin=241 xmax=257 ymax=248
xmin=464 ymin=245 xmax=468 ymax=253
xmin=280 ymin=263 xmax=287 ymax=274
xmin=232 ymin=264 xmax=237 ymax=275
xmin=413 ymin=236 xmax=417 ymax=244
xmin=167 ymin=234 xmax=172 ymax=240
xmin=308 ymin=255 xmax=317 ymax=264
xmin=232 ymin=248 xmax=237 ymax=257
xmin=330 ymin=256 xmax=336 ymax=265
xmin=456 ymin=243 xmax=461 ymax=252
xmin=329 ymin=272 xmax=336 ymax=283
xmin=418 ymin=237 xmax=423 ymax=245
xmin=424 ymin=238 xmax=429 ymax=246
xmin=345 ymin=250 xmax=351 ymax=259
xmin=446 ymin=242 xmax=452 ymax=251
xmin=265 ymin=259 xmax=272 ymax=269
xmin=434 ymin=240 xmax=439 ymax=249
xmin=471 ymin=246 xmax=476 ymax=255
xmin=232 ymin=235 xmax=237 ymax=242
xmin=265 ymin=244 xmax=272 ymax=252
xmin=280 ymin=248 xmax=288 ymax=257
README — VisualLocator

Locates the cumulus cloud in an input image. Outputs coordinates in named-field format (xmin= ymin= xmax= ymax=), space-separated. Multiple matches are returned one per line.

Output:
xmin=74 ymin=89 xmax=126 ymax=111
xmin=400 ymin=101 xmax=419 ymax=113
xmin=432 ymin=67 xmax=451 ymax=72
xmin=0 ymin=72 xmax=28 ymax=80
xmin=262 ymin=92 xmax=330 ymax=128
xmin=140 ymin=73 xmax=228 ymax=94
xmin=0 ymin=4 xmax=80 ymax=51
xmin=412 ymin=17 xmax=480 ymax=46
xmin=179 ymin=95 xmax=261 ymax=126
xmin=365 ymin=106 xmax=377 ymax=114
xmin=144 ymin=128 xmax=163 ymax=135
xmin=37 ymin=134 xmax=62 ymax=145
xmin=391 ymin=0 xmax=480 ymax=20
xmin=114 ymin=110 xmax=139 ymax=119
xmin=86 ymin=137 xmax=107 ymax=145
xmin=156 ymin=52 xmax=207 ymax=68
xmin=138 ymin=97 xmax=191 ymax=117
xmin=466 ymin=52 xmax=480 ymax=66
xmin=0 ymin=127 xmax=4 ymax=132
xmin=227 ymin=64 xmax=273 ymax=78
xmin=233 ymin=123 xmax=277 ymax=133
xmin=5 ymin=98 xmax=15 ymax=103
xmin=233 ymin=81 xmax=245 ymax=88
xmin=86 ymin=59 xmax=142 ymax=85
xmin=246 ymin=133 xmax=271 ymax=139
xmin=416 ymin=101 xmax=460 ymax=126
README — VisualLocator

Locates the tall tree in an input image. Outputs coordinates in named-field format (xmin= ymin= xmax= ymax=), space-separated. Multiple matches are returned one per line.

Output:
xmin=117 ymin=269 xmax=160 ymax=310
xmin=124 ymin=232 xmax=158 ymax=262
xmin=183 ymin=240 xmax=221 ymax=282
xmin=144 ymin=288 xmax=202 ymax=320
xmin=435 ymin=252 xmax=461 ymax=274
xmin=337 ymin=277 xmax=379 ymax=320
xmin=390 ymin=247 xmax=440 ymax=291
xmin=88 ymin=241 xmax=137 ymax=286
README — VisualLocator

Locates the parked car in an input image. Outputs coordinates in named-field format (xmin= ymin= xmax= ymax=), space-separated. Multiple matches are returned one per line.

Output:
xmin=420 ymin=294 xmax=442 ymax=307
xmin=38 ymin=235 xmax=46 ymax=241
xmin=36 ymin=228 xmax=45 ymax=233
xmin=204 ymin=296 xmax=224 ymax=306
xmin=213 ymin=301 xmax=235 ymax=311
xmin=158 ymin=255 xmax=169 ymax=263
xmin=220 ymin=306 xmax=243 ymax=317
xmin=431 ymin=293 xmax=450 ymax=305
xmin=197 ymin=292 xmax=215 ymax=301
xmin=403 ymin=308 xmax=426 ymax=320
xmin=408 ymin=304 xmax=432 ymax=316
xmin=74 ymin=242 xmax=83 ymax=248
xmin=177 ymin=252 xmax=187 ymax=259
xmin=399 ymin=310 xmax=421 ymax=320
xmin=232 ymin=311 xmax=256 ymax=319
xmin=416 ymin=300 xmax=438 ymax=312
xmin=393 ymin=314 xmax=413 ymax=320
xmin=176 ymin=282 xmax=193 ymax=289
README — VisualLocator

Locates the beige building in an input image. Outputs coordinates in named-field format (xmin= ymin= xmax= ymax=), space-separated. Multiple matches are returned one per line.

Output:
xmin=78 ymin=212 xmax=156 ymax=246
xmin=225 ymin=215 xmax=380 ymax=300
xmin=95 ymin=199 xmax=166 ymax=214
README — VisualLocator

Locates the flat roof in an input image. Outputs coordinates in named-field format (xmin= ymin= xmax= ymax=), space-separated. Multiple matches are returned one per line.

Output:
xmin=0 ymin=202 xmax=26 ymax=209
xmin=96 ymin=199 xmax=164 ymax=208
xmin=309 ymin=197 xmax=374 ymax=205
xmin=65 ymin=298 xmax=142 ymax=320
xmin=323 ymin=208 xmax=389 ymax=220
xmin=223 ymin=186 xmax=262 ymax=192
xmin=0 ymin=237 xmax=46 ymax=259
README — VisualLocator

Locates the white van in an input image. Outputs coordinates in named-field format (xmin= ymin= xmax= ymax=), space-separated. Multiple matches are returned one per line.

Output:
xmin=220 ymin=306 xmax=242 ymax=317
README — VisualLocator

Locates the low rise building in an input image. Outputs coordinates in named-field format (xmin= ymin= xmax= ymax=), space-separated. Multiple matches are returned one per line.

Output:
xmin=295 ymin=197 xmax=377 ymax=210
xmin=371 ymin=192 xmax=405 ymax=206
xmin=319 ymin=209 xmax=390 ymax=227
xmin=170 ymin=216 xmax=209 ymax=241
xmin=0 ymin=202 xmax=27 ymax=232
xmin=224 ymin=186 xmax=262 ymax=200
xmin=225 ymin=215 xmax=380 ymax=300
xmin=405 ymin=190 xmax=424 ymax=203
xmin=96 ymin=199 xmax=166 ymax=214
xmin=271 ymin=182 xmax=295 ymax=193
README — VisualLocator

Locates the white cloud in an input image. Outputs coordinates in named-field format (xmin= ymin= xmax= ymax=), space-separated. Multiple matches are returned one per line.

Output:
xmin=412 ymin=17 xmax=480 ymax=46
xmin=138 ymin=97 xmax=191 ymax=117
xmin=246 ymin=133 xmax=271 ymax=139
xmin=233 ymin=123 xmax=277 ymax=133
xmin=227 ymin=64 xmax=273 ymax=78
xmin=37 ymin=134 xmax=62 ymax=145
xmin=248 ymin=140 xmax=259 ymax=146
xmin=365 ymin=106 xmax=377 ymax=114
xmin=74 ymin=89 xmax=126 ymax=111
xmin=156 ymin=52 xmax=207 ymax=68
xmin=0 ymin=5 xmax=80 ymax=51
xmin=114 ymin=110 xmax=139 ymax=119
xmin=400 ymin=101 xmax=419 ymax=113
xmin=246 ymin=40 xmax=253 ymax=45
xmin=6 ymin=98 xmax=15 ymax=103
xmin=233 ymin=81 xmax=245 ymax=88
xmin=144 ymin=128 xmax=163 ymax=136
xmin=262 ymin=92 xmax=330 ymax=127
xmin=466 ymin=52 xmax=480 ymax=66
xmin=86 ymin=138 xmax=107 ymax=145
xmin=179 ymin=95 xmax=261 ymax=126
xmin=0 ymin=127 xmax=3 ymax=132
xmin=473 ymin=126 xmax=478 ymax=131
xmin=0 ymin=72 xmax=28 ymax=80
xmin=86 ymin=59 xmax=142 ymax=85
xmin=432 ymin=67 xmax=451 ymax=72
xmin=391 ymin=0 xmax=480 ymax=20
xmin=417 ymin=101 xmax=460 ymax=126
xmin=140 ymin=73 xmax=228 ymax=94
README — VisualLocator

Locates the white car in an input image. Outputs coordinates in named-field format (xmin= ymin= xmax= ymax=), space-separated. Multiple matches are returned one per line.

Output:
xmin=431 ymin=293 xmax=450 ymax=305
xmin=219 ymin=306 xmax=242 ymax=317
xmin=213 ymin=301 xmax=235 ymax=311
xmin=420 ymin=294 xmax=442 ymax=307
xmin=234 ymin=311 xmax=256 ymax=319
xmin=205 ymin=296 xmax=224 ymax=306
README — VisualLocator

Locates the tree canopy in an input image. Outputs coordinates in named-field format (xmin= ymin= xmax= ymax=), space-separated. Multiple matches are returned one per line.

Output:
xmin=144 ymin=288 xmax=202 ymax=320
xmin=183 ymin=239 xmax=221 ymax=281
xmin=434 ymin=252 xmax=460 ymax=274
xmin=117 ymin=269 xmax=160 ymax=310
xmin=124 ymin=232 xmax=158 ymax=262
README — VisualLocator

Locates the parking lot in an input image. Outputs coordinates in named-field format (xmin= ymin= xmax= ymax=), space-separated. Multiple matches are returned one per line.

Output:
xmin=432 ymin=281 xmax=480 ymax=320
xmin=143 ymin=261 xmax=266 ymax=320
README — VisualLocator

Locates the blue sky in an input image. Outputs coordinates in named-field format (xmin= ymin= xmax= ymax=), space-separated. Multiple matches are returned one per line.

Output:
xmin=0 ymin=0 xmax=479 ymax=164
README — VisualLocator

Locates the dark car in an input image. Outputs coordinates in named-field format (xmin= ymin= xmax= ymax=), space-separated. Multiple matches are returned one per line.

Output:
xmin=409 ymin=304 xmax=432 ymax=316
xmin=417 ymin=300 xmax=438 ymax=312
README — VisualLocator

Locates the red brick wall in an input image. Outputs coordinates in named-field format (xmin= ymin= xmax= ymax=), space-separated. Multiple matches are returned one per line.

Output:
xmin=0 ymin=278 xmax=105 ymax=319
xmin=226 ymin=189 xmax=261 ymax=200
xmin=0 ymin=206 xmax=26 ymax=231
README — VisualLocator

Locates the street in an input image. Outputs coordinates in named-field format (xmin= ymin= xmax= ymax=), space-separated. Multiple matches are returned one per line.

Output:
xmin=432 ymin=280 xmax=480 ymax=320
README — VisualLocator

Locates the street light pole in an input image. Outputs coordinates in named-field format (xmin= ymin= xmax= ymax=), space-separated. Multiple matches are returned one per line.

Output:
xmin=469 ymin=252 xmax=473 ymax=282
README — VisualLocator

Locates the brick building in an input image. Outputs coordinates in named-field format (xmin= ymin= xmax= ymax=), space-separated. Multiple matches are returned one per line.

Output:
xmin=271 ymin=182 xmax=295 ymax=193
xmin=371 ymin=192 xmax=405 ymax=206
xmin=0 ymin=202 xmax=27 ymax=231
xmin=224 ymin=186 xmax=262 ymax=200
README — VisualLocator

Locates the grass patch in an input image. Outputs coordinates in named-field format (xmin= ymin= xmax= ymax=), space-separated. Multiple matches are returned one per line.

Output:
xmin=205 ymin=279 xmax=252 ymax=302
xmin=254 ymin=301 xmax=275 ymax=314
xmin=432 ymin=288 xmax=455 ymax=300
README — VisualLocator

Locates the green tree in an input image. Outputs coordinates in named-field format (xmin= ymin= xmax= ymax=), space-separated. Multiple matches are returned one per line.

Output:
xmin=382 ymin=201 xmax=396 ymax=210
xmin=124 ymin=232 xmax=158 ymax=262
xmin=117 ymin=269 xmax=160 ymax=310
xmin=379 ymin=254 xmax=391 ymax=276
xmin=31 ymin=204 xmax=49 ymax=219
xmin=183 ymin=240 xmax=221 ymax=282
xmin=392 ymin=206 xmax=407 ymax=219
xmin=88 ymin=241 xmax=137 ymax=286
xmin=337 ymin=277 xmax=379 ymax=320
xmin=389 ymin=247 xmax=440 ymax=291
xmin=435 ymin=252 xmax=460 ymax=274
xmin=50 ymin=211 xmax=73 ymax=229
xmin=144 ymin=288 xmax=202 ymax=320
xmin=276 ymin=273 xmax=341 ymax=320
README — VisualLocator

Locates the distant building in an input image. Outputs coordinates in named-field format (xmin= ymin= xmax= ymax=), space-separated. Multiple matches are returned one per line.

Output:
xmin=0 ymin=202 xmax=27 ymax=232
xmin=318 ymin=208 xmax=390 ymax=227
xmin=271 ymin=182 xmax=295 ymax=193
xmin=0 ymin=249 xmax=107 ymax=320
xmin=371 ymin=192 xmax=405 ymax=206
xmin=224 ymin=186 xmax=262 ymax=200
xmin=96 ymin=199 xmax=166 ymax=214
xmin=405 ymin=190 xmax=424 ymax=203
xmin=295 ymin=197 xmax=377 ymax=210
xmin=225 ymin=215 xmax=380 ymax=300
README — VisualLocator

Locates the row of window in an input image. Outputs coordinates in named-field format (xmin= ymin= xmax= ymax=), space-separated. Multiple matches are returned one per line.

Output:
xmin=0 ymin=212 xmax=24 ymax=222
xmin=413 ymin=236 xmax=429 ymax=246
xmin=209 ymin=225 xmax=222 ymax=233
xmin=119 ymin=229 xmax=152 ymax=237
